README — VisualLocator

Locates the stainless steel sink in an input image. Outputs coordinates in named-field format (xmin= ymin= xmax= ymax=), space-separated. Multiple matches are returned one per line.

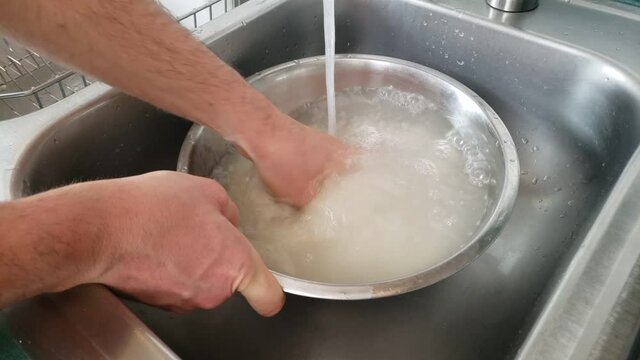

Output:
xmin=2 ymin=0 xmax=640 ymax=359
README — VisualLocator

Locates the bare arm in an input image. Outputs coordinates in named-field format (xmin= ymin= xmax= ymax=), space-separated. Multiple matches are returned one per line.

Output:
xmin=0 ymin=190 xmax=107 ymax=305
xmin=0 ymin=172 xmax=284 ymax=315
xmin=0 ymin=0 xmax=349 ymax=206
xmin=0 ymin=0 xmax=278 ymax=150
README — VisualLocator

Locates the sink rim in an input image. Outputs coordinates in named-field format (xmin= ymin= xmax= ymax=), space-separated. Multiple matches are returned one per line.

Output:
xmin=1 ymin=0 xmax=640 ymax=358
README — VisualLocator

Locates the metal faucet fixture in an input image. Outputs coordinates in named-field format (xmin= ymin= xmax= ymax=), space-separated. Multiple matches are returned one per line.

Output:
xmin=486 ymin=0 xmax=539 ymax=12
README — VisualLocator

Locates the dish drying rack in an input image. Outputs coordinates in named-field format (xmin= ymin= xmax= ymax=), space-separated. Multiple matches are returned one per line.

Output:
xmin=0 ymin=0 xmax=237 ymax=121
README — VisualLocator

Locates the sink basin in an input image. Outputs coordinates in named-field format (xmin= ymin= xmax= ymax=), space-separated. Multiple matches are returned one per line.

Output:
xmin=2 ymin=0 xmax=640 ymax=359
xmin=12 ymin=93 xmax=191 ymax=197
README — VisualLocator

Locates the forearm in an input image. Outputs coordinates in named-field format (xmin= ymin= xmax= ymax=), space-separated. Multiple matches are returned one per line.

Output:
xmin=0 ymin=0 xmax=291 ymax=156
xmin=0 ymin=191 xmax=109 ymax=307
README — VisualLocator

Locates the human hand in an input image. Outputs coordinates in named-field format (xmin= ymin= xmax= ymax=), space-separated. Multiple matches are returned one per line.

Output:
xmin=82 ymin=171 xmax=284 ymax=315
xmin=243 ymin=112 xmax=353 ymax=208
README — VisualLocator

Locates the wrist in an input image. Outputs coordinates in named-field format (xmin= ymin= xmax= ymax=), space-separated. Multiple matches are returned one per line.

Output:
xmin=194 ymin=83 xmax=302 ymax=162
xmin=235 ymin=108 xmax=304 ymax=162
xmin=16 ymin=184 xmax=116 ymax=293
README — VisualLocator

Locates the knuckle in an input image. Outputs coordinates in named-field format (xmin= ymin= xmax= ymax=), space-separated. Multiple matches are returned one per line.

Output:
xmin=234 ymin=252 xmax=257 ymax=292
xmin=210 ymin=181 xmax=228 ymax=198
xmin=176 ymin=287 xmax=194 ymax=303
xmin=203 ymin=180 xmax=231 ymax=207
xmin=196 ymin=295 xmax=224 ymax=309
xmin=151 ymin=170 xmax=175 ymax=178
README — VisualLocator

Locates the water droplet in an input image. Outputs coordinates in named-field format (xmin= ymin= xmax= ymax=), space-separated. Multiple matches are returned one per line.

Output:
xmin=456 ymin=60 xmax=465 ymax=65
xmin=423 ymin=20 xmax=428 ymax=26
xmin=554 ymin=187 xmax=562 ymax=192
xmin=601 ymin=162 xmax=606 ymax=167
xmin=520 ymin=137 xmax=529 ymax=144
xmin=543 ymin=175 xmax=550 ymax=181
xmin=241 ymin=21 xmax=247 ymax=26
xmin=521 ymin=170 xmax=529 ymax=175
xmin=444 ymin=53 xmax=449 ymax=59
xmin=532 ymin=177 xmax=538 ymax=185
xmin=568 ymin=200 xmax=575 ymax=206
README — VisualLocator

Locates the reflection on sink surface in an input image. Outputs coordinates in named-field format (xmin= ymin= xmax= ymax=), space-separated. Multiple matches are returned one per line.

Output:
xmin=4 ymin=0 xmax=640 ymax=359
xmin=16 ymin=95 xmax=190 ymax=196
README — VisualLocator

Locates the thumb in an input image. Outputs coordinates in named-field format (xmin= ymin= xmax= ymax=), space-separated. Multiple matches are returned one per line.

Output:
xmin=237 ymin=248 xmax=285 ymax=317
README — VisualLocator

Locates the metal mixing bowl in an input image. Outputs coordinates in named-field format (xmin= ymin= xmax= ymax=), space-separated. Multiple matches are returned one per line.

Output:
xmin=177 ymin=54 xmax=519 ymax=300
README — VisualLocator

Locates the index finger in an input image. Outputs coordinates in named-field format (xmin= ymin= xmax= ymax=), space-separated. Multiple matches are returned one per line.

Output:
xmin=202 ymin=178 xmax=240 ymax=226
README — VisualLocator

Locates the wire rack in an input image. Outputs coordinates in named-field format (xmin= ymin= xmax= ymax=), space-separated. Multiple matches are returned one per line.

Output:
xmin=177 ymin=0 xmax=235 ymax=28
xmin=0 ymin=40 xmax=91 ymax=120
xmin=0 ymin=0 xmax=234 ymax=121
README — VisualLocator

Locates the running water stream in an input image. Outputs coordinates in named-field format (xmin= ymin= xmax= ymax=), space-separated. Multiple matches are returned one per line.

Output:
xmin=323 ymin=0 xmax=337 ymax=135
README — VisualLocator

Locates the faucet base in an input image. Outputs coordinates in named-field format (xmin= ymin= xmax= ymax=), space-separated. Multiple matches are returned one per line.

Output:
xmin=487 ymin=0 xmax=539 ymax=12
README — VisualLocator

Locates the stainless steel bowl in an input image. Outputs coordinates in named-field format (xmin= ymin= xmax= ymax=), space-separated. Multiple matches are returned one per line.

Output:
xmin=178 ymin=54 xmax=519 ymax=300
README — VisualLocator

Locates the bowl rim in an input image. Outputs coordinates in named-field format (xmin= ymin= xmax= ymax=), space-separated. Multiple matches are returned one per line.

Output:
xmin=178 ymin=54 xmax=520 ymax=300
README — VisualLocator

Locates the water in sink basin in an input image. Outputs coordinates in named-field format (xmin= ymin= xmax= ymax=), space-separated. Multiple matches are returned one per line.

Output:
xmin=213 ymin=86 xmax=492 ymax=283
